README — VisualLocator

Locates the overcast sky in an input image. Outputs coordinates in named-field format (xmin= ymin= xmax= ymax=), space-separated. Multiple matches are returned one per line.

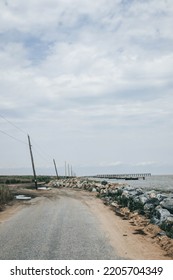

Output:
xmin=0 ymin=0 xmax=173 ymax=176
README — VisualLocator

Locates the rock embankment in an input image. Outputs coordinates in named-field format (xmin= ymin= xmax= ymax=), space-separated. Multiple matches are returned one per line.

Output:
xmin=50 ymin=177 xmax=173 ymax=257
xmin=50 ymin=178 xmax=173 ymax=258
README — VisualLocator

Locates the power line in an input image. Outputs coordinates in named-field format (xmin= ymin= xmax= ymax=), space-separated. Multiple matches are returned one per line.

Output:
xmin=0 ymin=113 xmax=27 ymax=135
xmin=32 ymin=145 xmax=51 ymax=163
xmin=0 ymin=129 xmax=28 ymax=145
xmin=0 ymin=113 xmax=61 ymax=174
xmin=0 ymin=113 xmax=52 ymax=160
xmin=31 ymin=137 xmax=53 ymax=162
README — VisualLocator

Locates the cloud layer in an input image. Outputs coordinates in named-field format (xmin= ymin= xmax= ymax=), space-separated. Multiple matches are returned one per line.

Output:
xmin=0 ymin=0 xmax=173 ymax=175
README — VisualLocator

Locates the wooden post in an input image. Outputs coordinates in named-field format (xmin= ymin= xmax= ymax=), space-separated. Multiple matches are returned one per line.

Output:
xmin=65 ymin=161 xmax=67 ymax=178
xmin=27 ymin=135 xmax=37 ymax=189
xmin=68 ymin=164 xmax=70 ymax=177
xmin=53 ymin=159 xmax=59 ymax=179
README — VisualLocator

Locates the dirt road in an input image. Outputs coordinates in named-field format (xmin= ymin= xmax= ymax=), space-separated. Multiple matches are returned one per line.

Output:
xmin=0 ymin=188 xmax=171 ymax=259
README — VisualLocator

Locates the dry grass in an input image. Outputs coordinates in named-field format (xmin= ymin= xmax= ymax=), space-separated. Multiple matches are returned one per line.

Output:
xmin=0 ymin=185 xmax=13 ymax=210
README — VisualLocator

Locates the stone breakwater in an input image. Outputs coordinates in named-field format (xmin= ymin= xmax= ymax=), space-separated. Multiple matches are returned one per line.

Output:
xmin=51 ymin=178 xmax=173 ymax=240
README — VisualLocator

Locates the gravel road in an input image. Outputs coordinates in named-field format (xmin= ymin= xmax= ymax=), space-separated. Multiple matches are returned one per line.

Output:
xmin=0 ymin=189 xmax=121 ymax=260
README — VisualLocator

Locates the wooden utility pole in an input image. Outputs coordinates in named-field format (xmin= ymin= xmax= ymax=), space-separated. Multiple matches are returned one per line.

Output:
xmin=68 ymin=164 xmax=70 ymax=177
xmin=27 ymin=135 xmax=37 ymax=189
xmin=65 ymin=161 xmax=67 ymax=178
xmin=53 ymin=159 xmax=59 ymax=179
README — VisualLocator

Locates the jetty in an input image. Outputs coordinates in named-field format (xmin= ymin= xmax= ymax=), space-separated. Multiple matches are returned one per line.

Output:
xmin=93 ymin=173 xmax=151 ymax=180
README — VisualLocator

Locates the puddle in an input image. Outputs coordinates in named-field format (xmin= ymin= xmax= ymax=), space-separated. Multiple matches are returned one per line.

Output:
xmin=15 ymin=195 xmax=32 ymax=200
xmin=37 ymin=187 xmax=51 ymax=190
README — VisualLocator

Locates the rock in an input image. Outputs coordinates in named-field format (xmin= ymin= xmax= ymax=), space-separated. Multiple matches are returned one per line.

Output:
xmin=138 ymin=195 xmax=149 ymax=205
xmin=136 ymin=188 xmax=144 ymax=195
xmin=160 ymin=198 xmax=173 ymax=214
xmin=144 ymin=203 xmax=155 ymax=213
xmin=123 ymin=186 xmax=135 ymax=192
xmin=128 ymin=190 xmax=140 ymax=197
xmin=122 ymin=190 xmax=131 ymax=199
xmin=166 ymin=216 xmax=173 ymax=224
xmin=147 ymin=190 xmax=157 ymax=199
xmin=110 ymin=202 xmax=119 ymax=208
xmin=147 ymin=197 xmax=160 ymax=206
xmin=157 ymin=193 xmax=168 ymax=202
xmin=156 ymin=231 xmax=167 ymax=236
xmin=154 ymin=207 xmax=171 ymax=224
xmin=151 ymin=216 xmax=160 ymax=225
xmin=101 ymin=180 xmax=108 ymax=185
xmin=159 ymin=216 xmax=173 ymax=238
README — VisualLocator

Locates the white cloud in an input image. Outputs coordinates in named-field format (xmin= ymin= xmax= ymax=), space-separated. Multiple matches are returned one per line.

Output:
xmin=134 ymin=161 xmax=159 ymax=167
xmin=99 ymin=161 xmax=123 ymax=167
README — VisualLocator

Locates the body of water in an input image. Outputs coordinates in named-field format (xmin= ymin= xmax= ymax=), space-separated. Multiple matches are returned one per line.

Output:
xmin=107 ymin=175 xmax=173 ymax=193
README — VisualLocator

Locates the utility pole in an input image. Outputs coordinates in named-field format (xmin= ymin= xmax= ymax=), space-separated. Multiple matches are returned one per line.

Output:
xmin=53 ymin=159 xmax=59 ymax=179
xmin=68 ymin=164 xmax=70 ymax=177
xmin=27 ymin=135 xmax=37 ymax=189
xmin=65 ymin=161 xmax=67 ymax=178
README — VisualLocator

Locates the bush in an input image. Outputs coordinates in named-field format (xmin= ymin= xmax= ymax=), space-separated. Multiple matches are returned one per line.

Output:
xmin=32 ymin=176 xmax=51 ymax=184
xmin=5 ymin=178 xmax=21 ymax=184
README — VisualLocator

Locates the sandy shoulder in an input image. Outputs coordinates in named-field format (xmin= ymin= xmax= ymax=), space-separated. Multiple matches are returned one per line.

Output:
xmin=74 ymin=189 xmax=173 ymax=259
xmin=86 ymin=197 xmax=169 ymax=259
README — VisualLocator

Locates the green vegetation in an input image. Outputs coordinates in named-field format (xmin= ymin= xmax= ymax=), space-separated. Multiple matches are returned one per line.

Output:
xmin=0 ymin=175 xmax=54 ymax=185
xmin=35 ymin=176 xmax=52 ymax=184
xmin=0 ymin=175 xmax=32 ymax=185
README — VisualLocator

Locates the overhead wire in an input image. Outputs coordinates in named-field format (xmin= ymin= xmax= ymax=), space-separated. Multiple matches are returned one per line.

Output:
xmin=0 ymin=129 xmax=28 ymax=145
xmin=0 ymin=113 xmax=54 ymax=170
xmin=30 ymin=137 xmax=53 ymax=162
xmin=0 ymin=113 xmax=27 ymax=135
xmin=32 ymin=145 xmax=51 ymax=164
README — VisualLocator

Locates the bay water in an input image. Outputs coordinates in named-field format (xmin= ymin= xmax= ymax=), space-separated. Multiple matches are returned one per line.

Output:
xmin=108 ymin=175 xmax=173 ymax=193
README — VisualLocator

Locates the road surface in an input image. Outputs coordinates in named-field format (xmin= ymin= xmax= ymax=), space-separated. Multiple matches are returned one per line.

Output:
xmin=0 ymin=189 xmax=121 ymax=260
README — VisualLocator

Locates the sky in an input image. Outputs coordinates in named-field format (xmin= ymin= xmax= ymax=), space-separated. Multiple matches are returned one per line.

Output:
xmin=0 ymin=0 xmax=173 ymax=176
